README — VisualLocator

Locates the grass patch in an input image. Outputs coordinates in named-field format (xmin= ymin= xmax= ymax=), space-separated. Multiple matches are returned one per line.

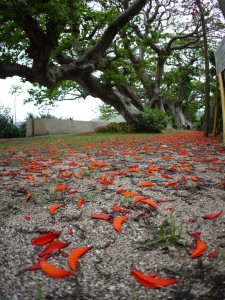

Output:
xmin=34 ymin=278 xmax=43 ymax=300
xmin=137 ymin=211 xmax=184 ymax=250
xmin=8 ymin=204 xmax=19 ymax=214
xmin=120 ymin=196 xmax=134 ymax=207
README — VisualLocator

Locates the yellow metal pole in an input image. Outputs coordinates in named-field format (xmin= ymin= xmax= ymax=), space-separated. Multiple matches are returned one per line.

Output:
xmin=218 ymin=72 xmax=225 ymax=144
xmin=213 ymin=77 xmax=219 ymax=137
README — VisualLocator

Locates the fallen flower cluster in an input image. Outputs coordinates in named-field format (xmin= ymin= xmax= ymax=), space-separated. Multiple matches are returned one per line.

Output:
xmin=0 ymin=131 xmax=225 ymax=299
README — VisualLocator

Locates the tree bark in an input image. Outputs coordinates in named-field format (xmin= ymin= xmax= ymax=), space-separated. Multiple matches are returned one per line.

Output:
xmin=75 ymin=73 xmax=143 ymax=123
xmin=169 ymin=103 xmax=193 ymax=130
xmin=196 ymin=0 xmax=210 ymax=137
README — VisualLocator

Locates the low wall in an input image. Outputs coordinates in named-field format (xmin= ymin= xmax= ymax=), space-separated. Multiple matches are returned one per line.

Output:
xmin=26 ymin=118 xmax=109 ymax=137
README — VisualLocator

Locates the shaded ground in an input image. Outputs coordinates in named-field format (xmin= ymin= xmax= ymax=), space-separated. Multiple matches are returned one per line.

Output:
xmin=0 ymin=131 xmax=225 ymax=300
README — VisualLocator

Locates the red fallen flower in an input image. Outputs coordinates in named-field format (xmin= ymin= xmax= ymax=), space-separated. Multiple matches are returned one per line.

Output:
xmin=166 ymin=207 xmax=173 ymax=211
xmin=138 ymin=181 xmax=155 ymax=187
xmin=131 ymin=269 xmax=179 ymax=288
xmin=161 ymin=174 xmax=173 ymax=179
xmin=19 ymin=261 xmax=41 ymax=272
xmin=38 ymin=257 xmax=74 ymax=278
xmin=113 ymin=216 xmax=128 ymax=233
xmin=77 ymin=198 xmax=84 ymax=208
xmin=190 ymin=238 xmax=207 ymax=258
xmin=88 ymin=213 xmax=111 ymax=221
xmin=31 ymin=231 xmax=61 ymax=245
xmin=157 ymin=199 xmax=176 ymax=203
xmin=187 ymin=218 xmax=195 ymax=223
xmin=181 ymin=175 xmax=187 ymax=182
xmin=144 ymin=172 xmax=154 ymax=176
xmin=24 ymin=216 xmax=31 ymax=221
xmin=218 ymin=181 xmax=225 ymax=188
xmin=68 ymin=229 xmax=73 ymax=235
xmin=116 ymin=188 xmax=127 ymax=194
xmin=135 ymin=196 xmax=146 ymax=202
xmin=112 ymin=205 xmax=130 ymax=213
xmin=48 ymin=204 xmax=65 ymax=214
xmin=126 ymin=167 xmax=140 ymax=172
xmin=202 ymin=210 xmax=223 ymax=219
xmin=123 ymin=191 xmax=137 ymax=197
xmin=37 ymin=241 xmax=70 ymax=257
xmin=163 ymin=181 xmax=178 ymax=187
xmin=68 ymin=246 xmax=93 ymax=271
xmin=54 ymin=183 xmax=67 ymax=192
xmin=148 ymin=166 xmax=158 ymax=171
xmin=137 ymin=211 xmax=149 ymax=218
xmin=67 ymin=188 xmax=79 ymax=194
xmin=207 ymin=251 xmax=218 ymax=259
xmin=187 ymin=231 xmax=201 ymax=238
xmin=137 ymin=199 xmax=158 ymax=209
xmin=26 ymin=191 xmax=31 ymax=201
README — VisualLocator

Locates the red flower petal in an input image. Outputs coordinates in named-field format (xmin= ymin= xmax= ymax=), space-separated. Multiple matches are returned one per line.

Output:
xmin=38 ymin=258 xmax=74 ymax=278
xmin=203 ymin=210 xmax=223 ymax=219
xmin=31 ymin=231 xmax=61 ymax=245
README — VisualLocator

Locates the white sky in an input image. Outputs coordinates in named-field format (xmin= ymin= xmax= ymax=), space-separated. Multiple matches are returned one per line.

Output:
xmin=0 ymin=76 xmax=103 ymax=122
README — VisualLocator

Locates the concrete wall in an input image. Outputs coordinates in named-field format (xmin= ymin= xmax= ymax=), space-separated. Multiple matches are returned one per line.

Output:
xmin=26 ymin=118 xmax=109 ymax=137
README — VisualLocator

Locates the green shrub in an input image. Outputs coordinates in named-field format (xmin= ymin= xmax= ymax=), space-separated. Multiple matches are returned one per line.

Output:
xmin=0 ymin=109 xmax=18 ymax=138
xmin=0 ymin=107 xmax=26 ymax=138
xmin=134 ymin=109 xmax=171 ymax=133
xmin=96 ymin=122 xmax=134 ymax=133
xmin=17 ymin=121 xmax=26 ymax=137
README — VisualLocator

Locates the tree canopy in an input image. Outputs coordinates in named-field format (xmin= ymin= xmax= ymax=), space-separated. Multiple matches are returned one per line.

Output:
xmin=0 ymin=0 xmax=224 ymax=128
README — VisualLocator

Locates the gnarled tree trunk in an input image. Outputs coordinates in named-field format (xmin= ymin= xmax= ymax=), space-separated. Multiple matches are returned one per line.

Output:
xmin=169 ymin=103 xmax=192 ymax=130
xmin=75 ymin=73 xmax=144 ymax=123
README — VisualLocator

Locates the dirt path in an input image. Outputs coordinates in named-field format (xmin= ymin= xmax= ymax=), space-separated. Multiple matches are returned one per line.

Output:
xmin=0 ymin=131 xmax=225 ymax=300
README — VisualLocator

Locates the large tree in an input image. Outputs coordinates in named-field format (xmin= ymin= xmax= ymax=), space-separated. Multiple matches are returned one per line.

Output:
xmin=0 ymin=0 xmax=147 ymax=122
xmin=0 ymin=0 xmax=224 ymax=126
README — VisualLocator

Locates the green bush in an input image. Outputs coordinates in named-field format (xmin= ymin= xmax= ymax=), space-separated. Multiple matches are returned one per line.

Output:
xmin=17 ymin=121 xmax=26 ymax=137
xmin=0 ymin=107 xmax=26 ymax=138
xmin=96 ymin=122 xmax=134 ymax=133
xmin=134 ymin=109 xmax=171 ymax=133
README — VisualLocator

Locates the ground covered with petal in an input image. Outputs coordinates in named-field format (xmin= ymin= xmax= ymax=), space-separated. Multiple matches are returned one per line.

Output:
xmin=0 ymin=131 xmax=225 ymax=300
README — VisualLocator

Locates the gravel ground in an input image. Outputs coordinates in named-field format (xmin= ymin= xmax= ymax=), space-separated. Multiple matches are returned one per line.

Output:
xmin=0 ymin=131 xmax=225 ymax=300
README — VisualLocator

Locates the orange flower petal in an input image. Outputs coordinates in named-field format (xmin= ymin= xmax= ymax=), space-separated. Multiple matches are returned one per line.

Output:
xmin=48 ymin=204 xmax=65 ymax=214
xmin=112 ymin=205 xmax=130 ymax=213
xmin=163 ymin=181 xmax=178 ymax=187
xmin=77 ymin=198 xmax=84 ymax=208
xmin=131 ymin=269 xmax=179 ymax=287
xmin=148 ymin=166 xmax=158 ymax=171
xmin=127 ymin=167 xmax=140 ymax=172
xmin=123 ymin=191 xmax=137 ymax=197
xmin=88 ymin=213 xmax=111 ymax=220
xmin=161 ymin=174 xmax=173 ymax=179
xmin=135 ymin=196 xmax=146 ymax=202
xmin=138 ymin=199 xmax=158 ymax=209
xmin=31 ymin=231 xmax=61 ymax=245
xmin=68 ymin=188 xmax=79 ymax=194
xmin=113 ymin=216 xmax=128 ymax=233
xmin=26 ymin=191 xmax=31 ymax=201
xmin=38 ymin=241 xmax=70 ymax=257
xmin=138 ymin=182 xmax=155 ymax=187
xmin=38 ymin=258 xmax=74 ymax=278
xmin=68 ymin=246 xmax=93 ymax=271
xmin=191 ymin=238 xmax=207 ymax=258
xmin=202 ymin=210 xmax=223 ymax=219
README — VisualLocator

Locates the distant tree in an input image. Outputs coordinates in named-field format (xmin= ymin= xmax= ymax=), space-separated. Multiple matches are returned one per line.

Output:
xmin=98 ymin=103 xmax=119 ymax=121
xmin=9 ymin=84 xmax=22 ymax=124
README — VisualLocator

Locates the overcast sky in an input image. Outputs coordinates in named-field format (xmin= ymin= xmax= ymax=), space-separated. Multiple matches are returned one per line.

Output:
xmin=0 ymin=76 xmax=102 ymax=122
